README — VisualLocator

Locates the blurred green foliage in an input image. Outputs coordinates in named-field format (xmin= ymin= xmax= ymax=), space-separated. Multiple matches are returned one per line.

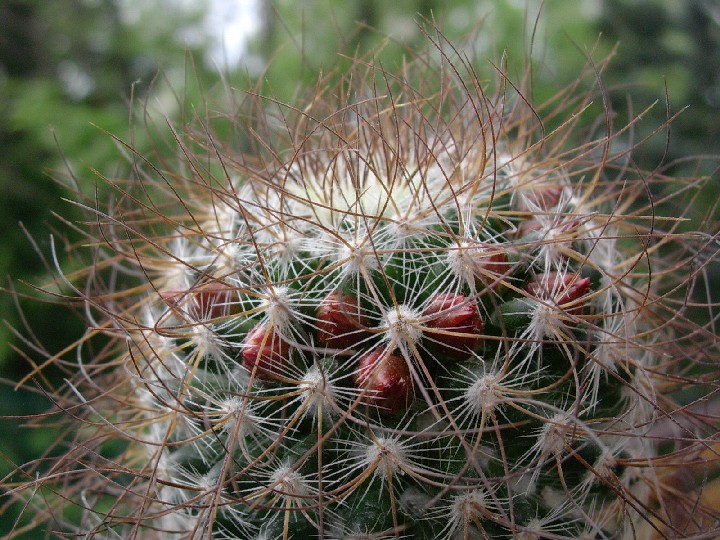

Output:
xmin=0 ymin=0 xmax=209 ymax=373
xmin=1 ymin=0 xmax=718 ymax=536
xmin=0 ymin=2 xmax=214 ymax=533
xmin=250 ymin=0 xmax=604 ymax=101
xmin=599 ymin=0 xmax=720 ymax=172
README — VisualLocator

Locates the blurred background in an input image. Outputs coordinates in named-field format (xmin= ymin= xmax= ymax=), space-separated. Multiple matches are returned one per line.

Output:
xmin=1 ymin=0 xmax=719 ymax=535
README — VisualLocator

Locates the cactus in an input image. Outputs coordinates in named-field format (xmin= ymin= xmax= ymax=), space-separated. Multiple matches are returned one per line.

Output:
xmin=5 ymin=32 xmax=720 ymax=539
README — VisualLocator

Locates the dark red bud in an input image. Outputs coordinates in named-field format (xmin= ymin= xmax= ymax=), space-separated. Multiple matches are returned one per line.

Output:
xmin=522 ymin=185 xmax=565 ymax=211
xmin=473 ymin=247 xmax=511 ymax=288
xmin=525 ymin=273 xmax=591 ymax=313
xmin=516 ymin=219 xmax=543 ymax=239
xmin=423 ymin=293 xmax=484 ymax=360
xmin=316 ymin=292 xmax=367 ymax=349
xmin=161 ymin=282 xmax=238 ymax=319
xmin=354 ymin=349 xmax=413 ymax=416
xmin=194 ymin=282 xmax=238 ymax=319
xmin=242 ymin=324 xmax=291 ymax=380
xmin=160 ymin=289 xmax=184 ymax=310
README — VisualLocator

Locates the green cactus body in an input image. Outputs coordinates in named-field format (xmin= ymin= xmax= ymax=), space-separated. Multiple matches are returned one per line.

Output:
xmin=8 ymin=34 xmax=720 ymax=540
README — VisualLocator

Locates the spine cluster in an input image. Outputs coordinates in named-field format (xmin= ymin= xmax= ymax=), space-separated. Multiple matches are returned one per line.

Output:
xmin=7 ymin=38 xmax=719 ymax=540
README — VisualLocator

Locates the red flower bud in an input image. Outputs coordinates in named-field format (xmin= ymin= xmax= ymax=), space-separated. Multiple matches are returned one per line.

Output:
xmin=195 ymin=282 xmax=239 ymax=319
xmin=161 ymin=281 xmax=238 ymax=320
xmin=242 ymin=324 xmax=291 ymax=380
xmin=516 ymin=219 xmax=543 ymax=239
xmin=473 ymin=246 xmax=511 ymax=289
xmin=316 ymin=292 xmax=367 ymax=349
xmin=525 ymin=273 xmax=591 ymax=314
xmin=519 ymin=184 xmax=565 ymax=211
xmin=423 ymin=293 xmax=484 ymax=360
xmin=354 ymin=349 xmax=413 ymax=416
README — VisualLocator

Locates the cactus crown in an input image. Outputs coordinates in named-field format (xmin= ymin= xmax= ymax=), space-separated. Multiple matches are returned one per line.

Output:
xmin=5 ymin=30 xmax=720 ymax=539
